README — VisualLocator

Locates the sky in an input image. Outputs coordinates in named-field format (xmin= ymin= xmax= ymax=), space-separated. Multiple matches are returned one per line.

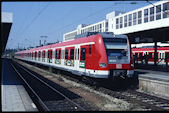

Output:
xmin=2 ymin=1 xmax=159 ymax=49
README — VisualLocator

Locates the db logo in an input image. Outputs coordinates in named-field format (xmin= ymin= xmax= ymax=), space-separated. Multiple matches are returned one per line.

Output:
xmin=116 ymin=64 xmax=122 ymax=69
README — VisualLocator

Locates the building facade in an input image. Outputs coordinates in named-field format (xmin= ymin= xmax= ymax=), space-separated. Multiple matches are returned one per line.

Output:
xmin=63 ymin=11 xmax=124 ymax=42
xmin=63 ymin=1 xmax=169 ymax=42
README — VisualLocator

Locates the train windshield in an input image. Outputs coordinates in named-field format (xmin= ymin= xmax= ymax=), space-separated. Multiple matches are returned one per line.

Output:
xmin=103 ymin=38 xmax=130 ymax=64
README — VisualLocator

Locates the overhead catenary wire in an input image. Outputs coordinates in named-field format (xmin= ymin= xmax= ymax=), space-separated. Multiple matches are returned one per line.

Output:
xmin=45 ymin=3 xmax=119 ymax=35
xmin=19 ymin=3 xmax=50 ymax=38
xmin=44 ymin=1 xmax=151 ymax=36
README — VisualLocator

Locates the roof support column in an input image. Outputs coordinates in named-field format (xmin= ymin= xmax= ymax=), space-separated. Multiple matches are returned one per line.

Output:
xmin=154 ymin=39 xmax=157 ymax=67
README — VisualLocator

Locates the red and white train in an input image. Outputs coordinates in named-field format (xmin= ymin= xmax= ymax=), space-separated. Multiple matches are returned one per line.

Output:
xmin=15 ymin=32 xmax=134 ymax=80
xmin=132 ymin=43 xmax=169 ymax=65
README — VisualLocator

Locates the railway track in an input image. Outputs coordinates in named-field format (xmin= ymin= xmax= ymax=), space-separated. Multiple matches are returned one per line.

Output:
xmin=59 ymin=70 xmax=169 ymax=111
xmin=10 ymin=61 xmax=86 ymax=111
xmin=12 ymin=59 xmax=169 ymax=111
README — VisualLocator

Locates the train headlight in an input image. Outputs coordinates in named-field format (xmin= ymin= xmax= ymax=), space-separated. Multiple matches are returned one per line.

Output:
xmin=99 ymin=63 xmax=107 ymax=68
xmin=130 ymin=63 xmax=134 ymax=67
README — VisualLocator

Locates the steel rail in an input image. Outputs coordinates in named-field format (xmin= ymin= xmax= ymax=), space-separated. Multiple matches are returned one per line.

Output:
xmin=14 ymin=62 xmax=86 ymax=111
xmin=11 ymin=63 xmax=50 ymax=111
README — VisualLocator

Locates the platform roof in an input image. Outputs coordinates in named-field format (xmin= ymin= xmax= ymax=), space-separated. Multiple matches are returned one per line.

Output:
xmin=1 ymin=12 xmax=13 ymax=54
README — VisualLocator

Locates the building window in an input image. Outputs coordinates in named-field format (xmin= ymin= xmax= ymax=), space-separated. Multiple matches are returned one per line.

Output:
xmin=156 ymin=5 xmax=161 ymax=20
xmin=128 ymin=14 xmax=132 ymax=26
xmin=133 ymin=12 xmax=137 ymax=25
xmin=150 ymin=7 xmax=154 ymax=21
xmin=163 ymin=2 xmax=169 ymax=18
xmin=144 ymin=8 xmax=148 ymax=23
xmin=120 ymin=17 xmax=123 ymax=28
xmin=138 ymin=11 xmax=142 ymax=24
xmin=105 ymin=22 xmax=108 ymax=31
xmin=124 ymin=15 xmax=127 ymax=27
xmin=116 ymin=18 xmax=119 ymax=29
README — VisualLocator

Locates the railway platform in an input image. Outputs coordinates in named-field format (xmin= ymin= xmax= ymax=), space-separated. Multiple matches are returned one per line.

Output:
xmin=135 ymin=69 xmax=169 ymax=100
xmin=1 ymin=58 xmax=38 ymax=111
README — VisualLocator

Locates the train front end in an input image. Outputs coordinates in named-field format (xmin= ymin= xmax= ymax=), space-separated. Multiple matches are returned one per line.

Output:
xmin=101 ymin=33 xmax=134 ymax=79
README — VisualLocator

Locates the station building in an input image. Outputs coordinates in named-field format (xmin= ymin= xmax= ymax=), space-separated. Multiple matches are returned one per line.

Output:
xmin=63 ymin=0 xmax=169 ymax=44
xmin=112 ymin=0 xmax=169 ymax=35
xmin=63 ymin=11 xmax=124 ymax=42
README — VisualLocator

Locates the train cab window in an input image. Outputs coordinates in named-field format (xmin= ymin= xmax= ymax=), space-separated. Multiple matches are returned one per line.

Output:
xmin=58 ymin=50 xmax=61 ymax=59
xmin=89 ymin=45 xmax=91 ymax=54
xmin=70 ymin=49 xmax=74 ymax=60
xmin=81 ymin=48 xmax=86 ymax=61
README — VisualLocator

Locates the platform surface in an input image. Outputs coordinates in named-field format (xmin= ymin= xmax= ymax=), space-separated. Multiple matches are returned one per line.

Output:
xmin=1 ymin=58 xmax=38 ymax=111
xmin=135 ymin=69 xmax=169 ymax=82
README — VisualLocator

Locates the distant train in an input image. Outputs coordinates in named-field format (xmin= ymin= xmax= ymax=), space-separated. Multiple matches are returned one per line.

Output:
xmin=15 ymin=32 xmax=134 ymax=82
xmin=132 ymin=43 xmax=169 ymax=65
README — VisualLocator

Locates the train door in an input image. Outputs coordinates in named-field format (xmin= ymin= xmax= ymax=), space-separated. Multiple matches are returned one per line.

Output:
xmin=165 ymin=52 xmax=169 ymax=65
xmin=159 ymin=51 xmax=165 ymax=64
xmin=75 ymin=45 xmax=80 ymax=73
xmin=35 ymin=51 xmax=37 ymax=61
xmin=48 ymin=49 xmax=52 ymax=63
xmin=79 ymin=46 xmax=86 ymax=74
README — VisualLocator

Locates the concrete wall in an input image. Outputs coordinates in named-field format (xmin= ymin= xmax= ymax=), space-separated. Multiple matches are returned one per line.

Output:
xmin=139 ymin=77 xmax=169 ymax=99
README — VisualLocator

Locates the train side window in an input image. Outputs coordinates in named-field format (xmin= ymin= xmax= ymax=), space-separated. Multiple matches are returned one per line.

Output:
xmin=70 ymin=49 xmax=74 ymax=60
xmin=50 ymin=50 xmax=53 ymax=59
xmin=65 ymin=49 xmax=68 ymax=59
xmin=89 ymin=45 xmax=91 ymax=54
xmin=166 ymin=53 xmax=169 ymax=59
xmin=139 ymin=53 xmax=143 ymax=59
xmin=149 ymin=53 xmax=152 ymax=59
xmin=135 ymin=53 xmax=138 ymax=58
xmin=55 ymin=50 xmax=57 ymax=59
xmin=58 ymin=50 xmax=61 ymax=59
xmin=81 ymin=48 xmax=86 ymax=60
xmin=48 ymin=51 xmax=50 ymax=58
